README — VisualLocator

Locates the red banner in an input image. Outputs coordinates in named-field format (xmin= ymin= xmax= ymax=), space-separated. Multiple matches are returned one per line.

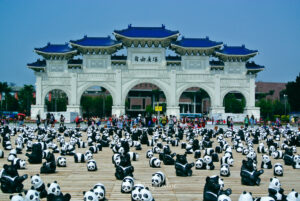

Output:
xmin=48 ymin=92 xmax=51 ymax=102
xmin=33 ymin=92 xmax=36 ymax=98
xmin=15 ymin=92 xmax=18 ymax=100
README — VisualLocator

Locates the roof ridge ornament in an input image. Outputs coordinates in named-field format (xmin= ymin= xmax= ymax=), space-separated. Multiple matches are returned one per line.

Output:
xmin=128 ymin=24 xmax=132 ymax=28
xmin=162 ymin=24 xmax=165 ymax=29
xmin=84 ymin=35 xmax=87 ymax=38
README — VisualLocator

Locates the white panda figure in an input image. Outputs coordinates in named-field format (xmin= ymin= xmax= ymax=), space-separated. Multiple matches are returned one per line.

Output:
xmin=292 ymin=154 xmax=300 ymax=169
xmin=89 ymin=145 xmax=98 ymax=154
xmin=152 ymin=146 xmax=161 ymax=154
xmin=12 ymin=158 xmax=26 ymax=169
xmin=112 ymin=153 xmax=121 ymax=166
xmin=274 ymin=163 xmax=284 ymax=176
xmin=8 ymin=149 xmax=17 ymax=162
xmin=261 ymin=154 xmax=272 ymax=169
xmin=93 ymin=182 xmax=106 ymax=201
xmin=238 ymin=191 xmax=253 ymax=201
xmin=131 ymin=184 xmax=145 ymax=201
xmin=257 ymin=143 xmax=267 ymax=153
xmin=31 ymin=174 xmax=47 ymax=198
xmin=42 ymin=150 xmax=51 ymax=159
xmin=85 ymin=150 xmax=93 ymax=160
xmin=87 ymin=159 xmax=98 ymax=171
xmin=10 ymin=194 xmax=24 ymax=201
xmin=24 ymin=189 xmax=40 ymax=201
xmin=146 ymin=150 xmax=154 ymax=159
xmin=220 ymin=164 xmax=230 ymax=177
xmin=195 ymin=158 xmax=205 ymax=169
xmin=218 ymin=194 xmax=231 ymax=201
xmin=221 ymin=154 xmax=234 ymax=166
xmin=149 ymin=157 xmax=161 ymax=168
xmin=121 ymin=176 xmax=134 ymax=193
xmin=139 ymin=188 xmax=154 ymax=201
xmin=268 ymin=177 xmax=284 ymax=201
xmin=57 ymin=156 xmax=67 ymax=167
xmin=83 ymin=190 xmax=98 ymax=201
xmin=47 ymin=181 xmax=61 ymax=196
xmin=253 ymin=197 xmax=275 ymax=201
xmin=272 ymin=150 xmax=283 ymax=159
xmin=127 ymin=152 xmax=139 ymax=161
xmin=0 ymin=149 xmax=4 ymax=158
xmin=203 ymin=155 xmax=214 ymax=170
xmin=243 ymin=148 xmax=250 ymax=155
xmin=286 ymin=189 xmax=300 ymax=201
xmin=152 ymin=171 xmax=166 ymax=187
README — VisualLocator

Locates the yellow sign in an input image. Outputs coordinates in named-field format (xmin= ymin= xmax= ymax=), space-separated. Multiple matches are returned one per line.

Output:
xmin=155 ymin=106 xmax=162 ymax=111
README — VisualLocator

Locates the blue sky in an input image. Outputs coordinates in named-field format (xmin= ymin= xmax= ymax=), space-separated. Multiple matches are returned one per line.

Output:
xmin=0 ymin=0 xmax=299 ymax=86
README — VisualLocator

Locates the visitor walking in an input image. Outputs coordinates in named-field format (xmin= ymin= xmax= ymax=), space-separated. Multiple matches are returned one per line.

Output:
xmin=36 ymin=114 xmax=41 ymax=127
xmin=244 ymin=115 xmax=249 ymax=128
xmin=226 ymin=116 xmax=230 ymax=128
xmin=60 ymin=114 xmax=65 ymax=127
xmin=50 ymin=114 xmax=55 ymax=128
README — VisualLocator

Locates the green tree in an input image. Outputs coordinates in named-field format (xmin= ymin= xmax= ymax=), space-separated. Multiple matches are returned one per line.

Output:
xmin=18 ymin=85 xmax=35 ymax=115
xmin=145 ymin=105 xmax=154 ymax=114
xmin=285 ymin=73 xmax=300 ymax=111
xmin=0 ymin=82 xmax=12 ymax=111
xmin=224 ymin=93 xmax=245 ymax=113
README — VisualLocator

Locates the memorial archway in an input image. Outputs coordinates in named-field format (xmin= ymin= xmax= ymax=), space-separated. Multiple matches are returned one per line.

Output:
xmin=80 ymin=86 xmax=113 ymax=118
xmin=223 ymin=91 xmax=246 ymax=113
xmin=45 ymin=89 xmax=68 ymax=112
xmin=178 ymin=87 xmax=211 ymax=115
xmin=124 ymin=82 xmax=167 ymax=117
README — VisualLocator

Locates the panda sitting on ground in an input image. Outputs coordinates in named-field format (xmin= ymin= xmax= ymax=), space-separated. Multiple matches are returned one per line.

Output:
xmin=238 ymin=191 xmax=253 ymax=201
xmin=87 ymin=159 xmax=98 ymax=171
xmin=268 ymin=177 xmax=286 ymax=201
xmin=149 ymin=157 xmax=161 ymax=168
xmin=9 ymin=194 xmax=24 ymax=201
xmin=83 ymin=190 xmax=97 ymax=201
xmin=121 ymin=176 xmax=134 ymax=193
xmin=220 ymin=164 xmax=230 ymax=177
xmin=152 ymin=171 xmax=166 ymax=187
xmin=30 ymin=174 xmax=47 ymax=198
xmin=292 ymin=154 xmax=300 ymax=169
xmin=253 ymin=196 xmax=275 ymax=201
xmin=218 ymin=194 xmax=232 ymax=201
xmin=93 ymin=183 xmax=106 ymax=201
xmin=57 ymin=156 xmax=67 ymax=167
xmin=195 ymin=158 xmax=206 ymax=170
xmin=24 ymin=189 xmax=40 ymax=201
xmin=274 ymin=163 xmax=284 ymax=177
xmin=40 ymin=152 xmax=56 ymax=174
xmin=286 ymin=189 xmax=300 ymax=201
xmin=74 ymin=151 xmax=93 ymax=163
xmin=203 ymin=155 xmax=215 ymax=170
xmin=272 ymin=150 xmax=283 ymax=159
xmin=203 ymin=175 xmax=231 ymax=201
xmin=12 ymin=158 xmax=26 ymax=169
xmin=47 ymin=181 xmax=71 ymax=201
xmin=261 ymin=155 xmax=273 ymax=169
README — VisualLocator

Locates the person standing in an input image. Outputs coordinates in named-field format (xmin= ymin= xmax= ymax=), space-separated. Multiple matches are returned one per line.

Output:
xmin=60 ymin=114 xmax=65 ymax=127
xmin=226 ymin=116 xmax=230 ymax=128
xmin=250 ymin=115 xmax=255 ymax=128
xmin=244 ymin=115 xmax=249 ymax=128
xmin=230 ymin=117 xmax=233 ymax=130
xmin=50 ymin=114 xmax=55 ymax=128
xmin=36 ymin=114 xmax=41 ymax=127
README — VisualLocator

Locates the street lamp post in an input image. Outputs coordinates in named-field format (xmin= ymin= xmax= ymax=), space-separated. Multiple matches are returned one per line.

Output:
xmin=284 ymin=94 xmax=287 ymax=115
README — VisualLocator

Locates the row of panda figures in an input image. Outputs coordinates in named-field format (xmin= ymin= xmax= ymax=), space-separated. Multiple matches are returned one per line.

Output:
xmin=0 ymin=124 xmax=299 ymax=201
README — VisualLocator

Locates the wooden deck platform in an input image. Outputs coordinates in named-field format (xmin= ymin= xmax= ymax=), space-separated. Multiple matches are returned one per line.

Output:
xmin=0 ymin=128 xmax=299 ymax=201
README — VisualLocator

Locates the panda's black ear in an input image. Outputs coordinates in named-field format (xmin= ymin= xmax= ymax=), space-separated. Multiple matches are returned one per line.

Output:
xmin=47 ymin=183 xmax=50 ymax=187
xmin=206 ymin=176 xmax=210 ymax=182
xmin=152 ymin=174 xmax=155 ymax=176
xmin=54 ymin=181 xmax=57 ymax=183
xmin=145 ymin=187 xmax=149 ymax=190
xmin=31 ymin=186 xmax=34 ymax=190
xmin=270 ymin=178 xmax=273 ymax=182
xmin=295 ymin=192 xmax=298 ymax=198
xmin=37 ymin=174 xmax=39 ymax=176
xmin=83 ymin=191 xmax=86 ymax=195
xmin=9 ymin=195 xmax=13 ymax=199
xmin=31 ymin=175 xmax=33 ymax=178
xmin=24 ymin=190 xmax=28 ymax=195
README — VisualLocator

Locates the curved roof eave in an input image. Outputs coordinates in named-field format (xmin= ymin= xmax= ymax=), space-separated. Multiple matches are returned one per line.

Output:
xmin=215 ymin=51 xmax=258 ymax=57
xmin=34 ymin=50 xmax=77 ymax=55
xmin=170 ymin=43 xmax=223 ymax=49
xmin=69 ymin=42 xmax=122 ymax=49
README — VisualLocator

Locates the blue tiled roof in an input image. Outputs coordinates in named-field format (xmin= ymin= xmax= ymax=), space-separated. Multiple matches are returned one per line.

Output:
xmin=172 ymin=37 xmax=222 ymax=48
xmin=246 ymin=61 xmax=264 ymax=69
xmin=27 ymin=59 xmax=46 ymax=67
xmin=114 ymin=24 xmax=179 ymax=38
xmin=216 ymin=45 xmax=258 ymax=55
xmin=35 ymin=43 xmax=75 ymax=53
xmin=70 ymin=36 xmax=121 ymax=47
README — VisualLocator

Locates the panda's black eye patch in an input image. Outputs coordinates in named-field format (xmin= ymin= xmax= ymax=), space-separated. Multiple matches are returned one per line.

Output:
xmin=52 ymin=188 xmax=55 ymax=192
xmin=88 ymin=196 xmax=93 ymax=200
xmin=30 ymin=195 xmax=33 ymax=199
xmin=144 ymin=194 xmax=148 ymax=198
xmin=35 ymin=179 xmax=38 ymax=182
xmin=35 ymin=192 xmax=38 ymax=196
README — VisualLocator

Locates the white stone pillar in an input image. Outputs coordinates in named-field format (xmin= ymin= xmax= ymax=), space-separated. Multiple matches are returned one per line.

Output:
xmin=66 ymin=73 xmax=82 ymax=116
xmin=244 ymin=74 xmax=260 ymax=120
xmin=210 ymin=75 xmax=224 ymax=117
xmin=112 ymin=70 xmax=125 ymax=117
xmin=30 ymin=73 xmax=47 ymax=120
xmin=166 ymin=70 xmax=180 ymax=118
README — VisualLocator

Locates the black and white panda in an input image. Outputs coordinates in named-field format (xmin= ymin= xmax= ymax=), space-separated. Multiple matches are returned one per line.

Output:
xmin=57 ymin=156 xmax=67 ymax=167
xmin=12 ymin=158 xmax=26 ymax=169
xmin=238 ymin=191 xmax=253 ymax=201
xmin=74 ymin=151 xmax=93 ymax=163
xmin=47 ymin=181 xmax=61 ymax=196
xmin=89 ymin=145 xmax=98 ymax=154
xmin=203 ymin=155 xmax=214 ymax=170
xmin=215 ymin=146 xmax=222 ymax=154
xmin=274 ymin=163 xmax=284 ymax=176
xmin=195 ymin=158 xmax=205 ymax=170
xmin=272 ymin=150 xmax=283 ymax=159
xmin=268 ymin=177 xmax=284 ymax=201
xmin=9 ymin=194 xmax=24 ymax=201
xmin=87 ymin=159 xmax=98 ymax=171
xmin=8 ymin=149 xmax=17 ymax=162
xmin=42 ymin=150 xmax=51 ymax=159
xmin=121 ymin=176 xmax=134 ymax=193
xmin=135 ymin=187 xmax=154 ymax=201
xmin=31 ymin=174 xmax=47 ymax=198
xmin=247 ymin=151 xmax=257 ymax=162
xmin=221 ymin=154 xmax=234 ymax=166
xmin=292 ymin=154 xmax=300 ymax=169
xmin=0 ymin=149 xmax=4 ymax=158
xmin=220 ymin=164 xmax=230 ymax=177
xmin=83 ymin=190 xmax=98 ymax=201
xmin=93 ymin=182 xmax=106 ymax=201
xmin=152 ymin=146 xmax=161 ymax=154
xmin=131 ymin=184 xmax=145 ymax=201
xmin=261 ymin=155 xmax=272 ymax=169
xmin=77 ymin=140 xmax=86 ymax=148
xmin=24 ymin=189 xmax=40 ymax=201
xmin=194 ymin=150 xmax=201 ymax=159
xmin=286 ymin=189 xmax=300 ymax=201
xmin=218 ymin=194 xmax=232 ymax=201
xmin=149 ymin=157 xmax=161 ymax=168
xmin=112 ymin=153 xmax=121 ymax=166
xmin=257 ymin=143 xmax=268 ymax=153
xmin=204 ymin=148 xmax=214 ymax=156
xmin=146 ymin=150 xmax=154 ymax=159
xmin=243 ymin=148 xmax=250 ymax=155
xmin=127 ymin=152 xmax=139 ymax=161
xmin=253 ymin=196 xmax=275 ymax=201
xmin=152 ymin=171 xmax=166 ymax=187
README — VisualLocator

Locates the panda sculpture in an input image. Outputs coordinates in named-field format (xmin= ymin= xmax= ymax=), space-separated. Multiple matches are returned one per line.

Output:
xmin=221 ymin=154 xmax=234 ymax=166
xmin=286 ymin=189 xmax=300 ymax=201
xmin=261 ymin=155 xmax=273 ymax=169
xmin=30 ymin=174 xmax=47 ymax=198
xmin=74 ymin=151 xmax=93 ymax=163
xmin=149 ymin=157 xmax=161 ymax=168
xmin=93 ymin=182 xmax=106 ymax=201
xmin=268 ymin=177 xmax=285 ymax=201
xmin=87 ymin=159 xmax=98 ymax=171
xmin=272 ymin=151 xmax=283 ymax=159
xmin=238 ymin=191 xmax=253 ymax=201
xmin=253 ymin=197 xmax=275 ymax=201
xmin=218 ymin=194 xmax=231 ymax=201
xmin=57 ymin=156 xmax=67 ymax=167
xmin=152 ymin=171 xmax=166 ymax=187
xmin=274 ymin=163 xmax=284 ymax=176
xmin=12 ymin=158 xmax=26 ymax=169
xmin=175 ymin=154 xmax=195 ymax=177
xmin=83 ymin=190 xmax=98 ymax=201
xmin=8 ymin=149 xmax=17 ymax=162
xmin=9 ymin=194 xmax=24 ymax=201
xmin=127 ymin=152 xmax=139 ymax=161
xmin=203 ymin=155 xmax=215 ymax=170
xmin=292 ymin=154 xmax=300 ymax=169
xmin=121 ymin=176 xmax=134 ymax=193
xmin=240 ymin=159 xmax=264 ymax=186
xmin=47 ymin=181 xmax=71 ymax=201
xmin=131 ymin=186 xmax=154 ymax=201
xmin=40 ymin=152 xmax=56 ymax=174
xmin=220 ymin=164 xmax=230 ymax=177
xmin=203 ymin=175 xmax=231 ymax=201
xmin=195 ymin=158 xmax=205 ymax=170
xmin=257 ymin=143 xmax=268 ymax=153
xmin=146 ymin=150 xmax=154 ymax=159
xmin=24 ymin=189 xmax=40 ymax=201
xmin=0 ymin=164 xmax=28 ymax=193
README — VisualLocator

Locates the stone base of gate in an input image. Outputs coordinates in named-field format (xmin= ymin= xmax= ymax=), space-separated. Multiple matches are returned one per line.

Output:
xmin=209 ymin=106 xmax=225 ymax=117
xmin=112 ymin=105 xmax=125 ymax=117
xmin=67 ymin=105 xmax=82 ymax=116
xmin=166 ymin=106 xmax=180 ymax=118
xmin=244 ymin=106 xmax=260 ymax=120
xmin=30 ymin=104 xmax=47 ymax=120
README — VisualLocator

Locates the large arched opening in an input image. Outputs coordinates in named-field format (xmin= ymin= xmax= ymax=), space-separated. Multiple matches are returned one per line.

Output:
xmin=45 ymin=89 xmax=68 ymax=112
xmin=178 ymin=87 xmax=211 ymax=115
xmin=125 ymin=83 xmax=167 ymax=117
xmin=223 ymin=91 xmax=246 ymax=113
xmin=80 ymin=86 xmax=113 ymax=118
